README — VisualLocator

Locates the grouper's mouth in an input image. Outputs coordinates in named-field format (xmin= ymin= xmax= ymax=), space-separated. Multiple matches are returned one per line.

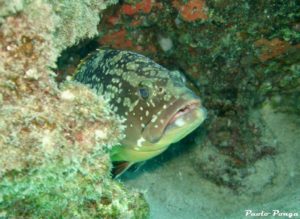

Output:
xmin=167 ymin=101 xmax=200 ymax=127
xmin=142 ymin=97 xmax=207 ymax=146
xmin=163 ymin=100 xmax=204 ymax=134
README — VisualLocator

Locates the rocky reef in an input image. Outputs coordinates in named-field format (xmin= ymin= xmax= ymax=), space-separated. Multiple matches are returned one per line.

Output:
xmin=1 ymin=0 xmax=299 ymax=217
xmin=0 ymin=0 xmax=149 ymax=218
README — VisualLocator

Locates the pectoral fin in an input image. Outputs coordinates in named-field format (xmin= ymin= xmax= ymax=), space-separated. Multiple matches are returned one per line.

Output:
xmin=112 ymin=161 xmax=134 ymax=178
xmin=131 ymin=161 xmax=146 ymax=173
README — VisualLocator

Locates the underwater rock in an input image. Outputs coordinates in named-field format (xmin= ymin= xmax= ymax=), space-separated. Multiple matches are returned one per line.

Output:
xmin=0 ymin=0 xmax=149 ymax=218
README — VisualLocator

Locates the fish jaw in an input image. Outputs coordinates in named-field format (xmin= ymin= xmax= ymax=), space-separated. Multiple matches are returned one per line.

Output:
xmin=161 ymin=105 xmax=206 ymax=145
xmin=142 ymin=92 xmax=206 ymax=146
xmin=110 ymin=144 xmax=169 ymax=163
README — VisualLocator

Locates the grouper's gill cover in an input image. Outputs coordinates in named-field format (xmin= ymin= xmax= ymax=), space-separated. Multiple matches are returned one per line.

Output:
xmin=74 ymin=49 xmax=207 ymax=177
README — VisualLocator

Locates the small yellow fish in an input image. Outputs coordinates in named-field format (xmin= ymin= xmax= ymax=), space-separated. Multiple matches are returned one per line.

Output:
xmin=74 ymin=49 xmax=206 ymax=177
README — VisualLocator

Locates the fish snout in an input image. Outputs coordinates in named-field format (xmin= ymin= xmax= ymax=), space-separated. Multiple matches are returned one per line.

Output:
xmin=142 ymin=96 xmax=206 ymax=145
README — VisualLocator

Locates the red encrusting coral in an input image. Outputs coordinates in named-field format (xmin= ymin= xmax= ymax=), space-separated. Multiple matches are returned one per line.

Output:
xmin=173 ymin=0 xmax=208 ymax=22
xmin=122 ymin=0 xmax=153 ymax=16
xmin=99 ymin=29 xmax=133 ymax=49
xmin=107 ymin=14 xmax=121 ymax=25
xmin=255 ymin=38 xmax=300 ymax=62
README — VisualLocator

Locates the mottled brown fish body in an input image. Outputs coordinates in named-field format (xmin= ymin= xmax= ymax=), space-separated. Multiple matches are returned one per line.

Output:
xmin=74 ymin=49 xmax=206 ymax=176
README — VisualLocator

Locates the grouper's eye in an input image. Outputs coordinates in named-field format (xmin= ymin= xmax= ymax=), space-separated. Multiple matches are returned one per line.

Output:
xmin=138 ymin=80 xmax=152 ymax=100
xmin=138 ymin=87 xmax=149 ymax=100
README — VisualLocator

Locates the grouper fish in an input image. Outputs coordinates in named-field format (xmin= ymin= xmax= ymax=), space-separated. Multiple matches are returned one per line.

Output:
xmin=74 ymin=49 xmax=207 ymax=177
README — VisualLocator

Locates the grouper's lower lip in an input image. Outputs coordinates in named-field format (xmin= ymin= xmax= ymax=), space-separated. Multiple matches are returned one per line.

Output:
xmin=164 ymin=100 xmax=202 ymax=133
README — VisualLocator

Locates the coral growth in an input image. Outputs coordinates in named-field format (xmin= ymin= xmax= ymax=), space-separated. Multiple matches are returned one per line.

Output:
xmin=255 ymin=38 xmax=300 ymax=62
xmin=121 ymin=0 xmax=152 ymax=16
xmin=173 ymin=0 xmax=208 ymax=22
xmin=0 ymin=0 xmax=149 ymax=218
xmin=100 ymin=29 xmax=133 ymax=49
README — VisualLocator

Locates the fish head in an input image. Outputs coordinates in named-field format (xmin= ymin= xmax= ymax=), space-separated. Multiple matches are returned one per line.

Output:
xmin=120 ymin=69 xmax=207 ymax=160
